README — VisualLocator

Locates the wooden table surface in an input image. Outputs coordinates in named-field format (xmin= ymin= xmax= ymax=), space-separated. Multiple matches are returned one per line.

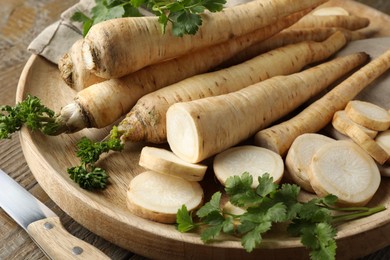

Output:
xmin=0 ymin=0 xmax=390 ymax=259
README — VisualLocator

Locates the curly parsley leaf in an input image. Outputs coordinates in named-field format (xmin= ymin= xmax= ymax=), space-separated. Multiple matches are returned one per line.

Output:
xmin=0 ymin=95 xmax=60 ymax=139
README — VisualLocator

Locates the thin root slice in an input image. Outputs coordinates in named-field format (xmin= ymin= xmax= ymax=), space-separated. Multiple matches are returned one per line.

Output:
xmin=332 ymin=110 xmax=378 ymax=138
xmin=286 ymin=133 xmax=335 ymax=193
xmin=213 ymin=146 xmax=284 ymax=188
xmin=344 ymin=124 xmax=389 ymax=164
xmin=308 ymin=140 xmax=381 ymax=207
xmin=139 ymin=146 xmax=207 ymax=182
xmin=127 ymin=171 xmax=204 ymax=223
xmin=375 ymin=130 xmax=390 ymax=164
xmin=345 ymin=100 xmax=390 ymax=131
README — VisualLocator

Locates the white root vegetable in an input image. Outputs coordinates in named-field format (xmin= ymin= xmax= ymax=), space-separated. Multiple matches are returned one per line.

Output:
xmin=213 ymin=146 xmax=284 ymax=188
xmin=139 ymin=146 xmax=207 ymax=182
xmin=285 ymin=133 xmax=335 ymax=193
xmin=82 ymin=0 xmax=328 ymax=79
xmin=254 ymin=48 xmax=390 ymax=156
xmin=290 ymin=14 xmax=369 ymax=30
xmin=119 ymin=32 xmax=348 ymax=143
xmin=55 ymin=12 xmax=306 ymax=133
xmin=343 ymin=124 xmax=389 ymax=165
xmin=126 ymin=171 xmax=203 ymax=223
xmin=332 ymin=110 xmax=378 ymax=138
xmin=376 ymin=130 xmax=390 ymax=161
xmin=345 ymin=100 xmax=390 ymax=131
xmin=167 ymin=52 xmax=368 ymax=163
xmin=308 ymin=140 xmax=381 ymax=207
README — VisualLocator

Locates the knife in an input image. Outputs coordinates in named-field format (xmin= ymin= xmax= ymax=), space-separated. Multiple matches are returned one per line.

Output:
xmin=0 ymin=168 xmax=110 ymax=259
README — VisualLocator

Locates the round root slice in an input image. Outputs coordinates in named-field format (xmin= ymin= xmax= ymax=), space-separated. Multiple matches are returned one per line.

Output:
xmin=139 ymin=146 xmax=207 ymax=182
xmin=312 ymin=7 xmax=349 ymax=16
xmin=286 ymin=133 xmax=335 ymax=193
xmin=127 ymin=171 xmax=204 ymax=224
xmin=213 ymin=145 xmax=284 ymax=188
xmin=345 ymin=100 xmax=390 ymax=131
xmin=344 ymin=124 xmax=389 ymax=165
xmin=308 ymin=140 xmax=381 ymax=207
xmin=375 ymin=130 xmax=390 ymax=164
xmin=332 ymin=110 xmax=378 ymax=139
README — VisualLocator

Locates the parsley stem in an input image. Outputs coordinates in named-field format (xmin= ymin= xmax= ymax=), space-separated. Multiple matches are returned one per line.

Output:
xmin=331 ymin=205 xmax=386 ymax=223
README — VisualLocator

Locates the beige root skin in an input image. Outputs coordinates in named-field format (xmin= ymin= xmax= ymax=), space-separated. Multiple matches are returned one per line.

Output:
xmin=308 ymin=140 xmax=381 ymax=207
xmin=255 ymin=48 xmax=390 ymax=156
xmin=290 ymin=15 xmax=370 ymax=30
xmin=167 ymin=52 xmax=368 ymax=163
xmin=58 ymin=39 xmax=105 ymax=91
xmin=82 ymin=0 xmax=328 ymax=79
xmin=120 ymin=32 xmax=348 ymax=144
xmin=222 ymin=27 xmax=373 ymax=67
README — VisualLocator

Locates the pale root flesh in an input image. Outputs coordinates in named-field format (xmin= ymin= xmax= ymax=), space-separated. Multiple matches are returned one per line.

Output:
xmin=308 ymin=140 xmax=381 ymax=207
xmin=332 ymin=110 xmax=378 ymax=139
xmin=167 ymin=52 xmax=368 ymax=163
xmin=345 ymin=100 xmax=390 ymax=131
xmin=139 ymin=146 xmax=207 ymax=182
xmin=58 ymin=39 xmax=105 ymax=91
xmin=120 ymin=32 xmax=348 ymax=143
xmin=82 ymin=0 xmax=328 ymax=79
xmin=290 ymin=14 xmax=369 ymax=30
xmin=213 ymin=146 xmax=284 ymax=188
xmin=344 ymin=124 xmax=389 ymax=165
xmin=126 ymin=171 xmax=203 ymax=223
xmin=56 ymin=12 xmax=306 ymax=133
xmin=376 ymin=130 xmax=390 ymax=159
xmin=285 ymin=133 xmax=335 ymax=193
xmin=255 ymin=48 xmax=390 ymax=156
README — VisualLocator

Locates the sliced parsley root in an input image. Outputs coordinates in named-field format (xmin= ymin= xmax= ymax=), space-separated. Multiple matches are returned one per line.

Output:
xmin=67 ymin=126 xmax=124 ymax=190
xmin=176 ymin=173 xmax=386 ymax=259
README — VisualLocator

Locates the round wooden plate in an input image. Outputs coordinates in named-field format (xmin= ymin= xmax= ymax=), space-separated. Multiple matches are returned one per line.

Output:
xmin=16 ymin=2 xmax=390 ymax=259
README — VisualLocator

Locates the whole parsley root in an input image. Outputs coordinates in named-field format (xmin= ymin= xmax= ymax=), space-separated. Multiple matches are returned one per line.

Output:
xmin=166 ymin=52 xmax=369 ymax=163
xmin=176 ymin=173 xmax=386 ymax=259
xmin=119 ymin=32 xmax=347 ymax=144
xmin=81 ymin=0 xmax=328 ymax=79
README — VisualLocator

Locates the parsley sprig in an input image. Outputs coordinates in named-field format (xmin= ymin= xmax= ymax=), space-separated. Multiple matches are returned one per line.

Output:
xmin=177 ymin=172 xmax=386 ymax=259
xmin=0 ymin=95 xmax=60 ymax=139
xmin=67 ymin=126 xmax=124 ymax=190
xmin=71 ymin=0 xmax=226 ymax=37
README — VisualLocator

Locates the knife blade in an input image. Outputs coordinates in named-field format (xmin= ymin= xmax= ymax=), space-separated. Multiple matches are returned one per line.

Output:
xmin=0 ymin=169 xmax=110 ymax=259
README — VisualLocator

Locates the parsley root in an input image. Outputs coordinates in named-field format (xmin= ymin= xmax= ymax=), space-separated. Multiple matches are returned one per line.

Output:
xmin=57 ymin=11 xmax=305 ymax=132
xmin=82 ymin=0 xmax=328 ymax=79
xmin=254 ymin=48 xmax=390 ymax=156
xmin=291 ymin=14 xmax=370 ymax=30
xmin=118 ymin=32 xmax=348 ymax=143
xmin=166 ymin=52 xmax=368 ymax=163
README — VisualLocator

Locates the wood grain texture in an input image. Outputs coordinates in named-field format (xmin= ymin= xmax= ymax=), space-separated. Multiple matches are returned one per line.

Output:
xmin=1 ymin=0 xmax=390 ymax=260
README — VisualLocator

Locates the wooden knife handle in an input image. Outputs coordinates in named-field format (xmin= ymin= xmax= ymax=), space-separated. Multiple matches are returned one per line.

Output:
xmin=26 ymin=216 xmax=110 ymax=259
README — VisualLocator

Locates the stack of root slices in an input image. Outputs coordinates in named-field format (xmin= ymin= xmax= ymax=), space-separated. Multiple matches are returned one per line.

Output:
xmin=126 ymin=146 xmax=207 ymax=223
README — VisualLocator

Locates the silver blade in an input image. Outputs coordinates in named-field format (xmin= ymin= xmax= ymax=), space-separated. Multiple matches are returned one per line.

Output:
xmin=0 ymin=169 xmax=57 ymax=230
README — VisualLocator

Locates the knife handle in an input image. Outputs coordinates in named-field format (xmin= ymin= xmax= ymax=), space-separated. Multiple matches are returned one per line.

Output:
xmin=27 ymin=216 xmax=110 ymax=259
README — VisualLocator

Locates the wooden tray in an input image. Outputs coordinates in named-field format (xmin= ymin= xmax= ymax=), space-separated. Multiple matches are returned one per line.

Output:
xmin=16 ymin=1 xmax=390 ymax=259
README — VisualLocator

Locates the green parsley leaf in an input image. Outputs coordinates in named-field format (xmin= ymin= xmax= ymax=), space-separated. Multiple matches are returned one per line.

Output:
xmin=225 ymin=172 xmax=262 ymax=207
xmin=176 ymin=205 xmax=197 ymax=232
xmin=67 ymin=164 xmax=108 ymax=190
xmin=196 ymin=192 xmax=221 ymax=218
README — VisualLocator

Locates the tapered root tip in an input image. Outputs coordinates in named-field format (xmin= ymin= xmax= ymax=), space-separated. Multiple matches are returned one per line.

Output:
xmin=117 ymin=112 xmax=147 ymax=143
